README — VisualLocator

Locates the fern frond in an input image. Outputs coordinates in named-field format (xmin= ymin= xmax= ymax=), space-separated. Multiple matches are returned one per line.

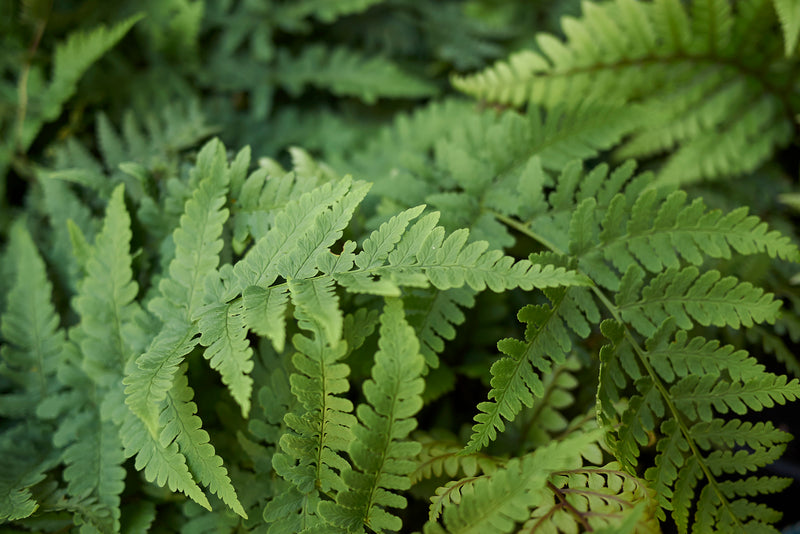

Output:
xmin=0 ymin=223 xmax=64 ymax=410
xmin=525 ymin=463 xmax=658 ymax=533
xmin=272 ymin=310 xmax=355 ymax=496
xmin=317 ymin=298 xmax=424 ymax=533
xmin=403 ymin=286 xmax=476 ymax=368
xmin=645 ymin=322 xmax=764 ymax=382
xmin=774 ymin=0 xmax=800 ymax=55
xmin=18 ymin=14 xmax=142 ymax=150
xmin=275 ymin=45 xmax=437 ymax=103
xmin=412 ymin=434 xmax=502 ymax=486
xmin=671 ymin=373 xmax=800 ymax=421
xmin=159 ymin=368 xmax=246 ymax=518
xmin=616 ymin=265 xmax=781 ymax=337
xmin=465 ymin=287 xmax=599 ymax=453
xmin=196 ymin=293 xmax=254 ymax=417
xmin=125 ymin=139 xmax=231 ymax=423
xmin=0 ymin=423 xmax=57 ymax=522
xmin=55 ymin=408 xmax=126 ymax=533
xmin=119 ymin=403 xmax=210 ymax=510
xmin=453 ymin=0 xmax=796 ymax=184
xmin=423 ymin=431 xmax=598 ymax=534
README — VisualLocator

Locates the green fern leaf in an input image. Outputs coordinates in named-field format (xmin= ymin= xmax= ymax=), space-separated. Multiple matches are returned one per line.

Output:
xmin=318 ymin=298 xmax=425 ymax=533
xmin=617 ymin=265 xmax=781 ymax=336
xmin=424 ymin=431 xmax=598 ymax=534
xmin=403 ymin=286 xmax=476 ymax=368
xmin=465 ymin=287 xmax=599 ymax=453
xmin=125 ymin=139 xmax=231 ymax=423
xmin=0 ymin=223 xmax=64 ymax=409
xmin=18 ymin=14 xmax=142 ymax=150
xmin=119 ymin=405 xmax=210 ymax=510
xmin=273 ymin=310 xmax=355 ymax=496
xmin=242 ymin=285 xmax=290 ymax=353
xmin=0 ymin=424 xmax=57 ymax=522
xmin=275 ymin=45 xmax=437 ymax=103
xmin=159 ymin=369 xmax=246 ymax=518
xmin=73 ymin=184 xmax=140 ymax=386
xmin=453 ymin=0 xmax=795 ymax=184
xmin=774 ymin=0 xmax=800 ymax=55
xmin=671 ymin=373 xmax=800 ymax=422
xmin=196 ymin=293 xmax=254 ymax=417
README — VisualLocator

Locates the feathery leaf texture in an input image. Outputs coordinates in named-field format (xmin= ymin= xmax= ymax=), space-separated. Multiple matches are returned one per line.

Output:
xmin=125 ymin=138 xmax=231 ymax=425
xmin=422 ymin=431 xmax=598 ymax=534
xmin=18 ymin=14 xmax=142 ymax=151
xmin=120 ymin=140 xmax=244 ymax=514
xmin=453 ymin=0 xmax=796 ymax=184
xmin=465 ymin=287 xmax=599 ymax=453
xmin=275 ymin=45 xmax=437 ymax=103
xmin=0 ymin=223 xmax=64 ymax=410
xmin=318 ymin=298 xmax=425 ymax=533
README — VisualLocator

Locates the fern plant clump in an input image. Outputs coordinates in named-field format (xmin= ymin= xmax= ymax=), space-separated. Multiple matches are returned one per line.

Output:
xmin=3 ymin=0 xmax=800 ymax=533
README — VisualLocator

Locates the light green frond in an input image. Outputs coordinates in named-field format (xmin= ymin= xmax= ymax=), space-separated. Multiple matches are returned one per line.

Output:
xmin=465 ymin=287 xmax=598 ymax=453
xmin=289 ymin=278 xmax=342 ymax=348
xmin=616 ymin=265 xmax=781 ymax=337
xmin=126 ymin=139 xmax=231 ymax=420
xmin=527 ymin=463 xmax=658 ymax=533
xmin=774 ymin=0 xmax=800 ymax=55
xmin=233 ymin=177 xmax=353 ymax=289
xmin=425 ymin=431 xmax=597 ymax=534
xmin=120 ymin=406 xmax=210 ymax=510
xmin=317 ymin=298 xmax=425 ymax=533
xmin=0 ymin=223 xmax=64 ymax=408
xmin=243 ymin=285 xmax=290 ymax=353
xmin=18 ymin=14 xmax=142 ymax=150
xmin=273 ymin=310 xmax=355 ymax=496
xmin=73 ymin=184 xmax=139 ymax=387
xmin=645 ymin=323 xmax=763 ymax=383
xmin=453 ymin=0 xmax=795 ymax=184
xmin=671 ymin=373 xmax=800 ymax=422
xmin=275 ymin=45 xmax=437 ymax=104
xmin=159 ymin=369 xmax=246 ymax=517
xmin=197 ymin=296 xmax=254 ymax=417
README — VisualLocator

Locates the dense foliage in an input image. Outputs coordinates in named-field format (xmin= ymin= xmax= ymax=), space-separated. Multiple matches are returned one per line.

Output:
xmin=3 ymin=1 xmax=800 ymax=533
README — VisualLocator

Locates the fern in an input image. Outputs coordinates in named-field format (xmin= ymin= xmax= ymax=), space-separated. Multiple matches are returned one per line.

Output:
xmin=15 ymin=14 xmax=142 ymax=151
xmin=275 ymin=45 xmax=437 ymax=103
xmin=422 ymin=431 xmax=600 ymax=534
xmin=317 ymin=298 xmax=425 ymax=532
xmin=453 ymin=0 xmax=798 ymax=185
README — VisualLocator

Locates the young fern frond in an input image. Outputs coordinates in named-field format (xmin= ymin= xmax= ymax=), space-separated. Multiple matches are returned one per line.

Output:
xmin=317 ymin=298 xmax=425 ymax=533
xmin=453 ymin=0 xmax=797 ymax=185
